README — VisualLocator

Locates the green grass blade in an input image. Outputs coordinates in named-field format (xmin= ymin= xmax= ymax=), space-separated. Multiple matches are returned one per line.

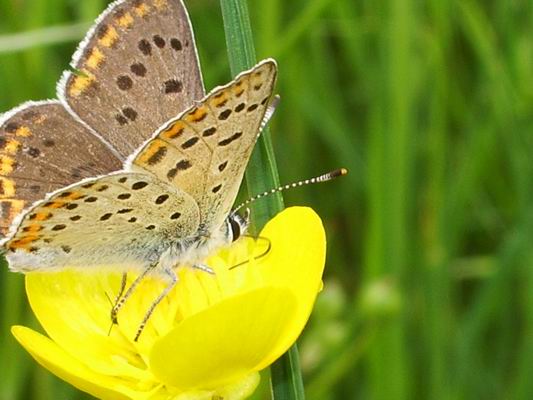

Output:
xmin=219 ymin=1 xmax=304 ymax=400
xmin=270 ymin=345 xmax=305 ymax=400
xmin=0 ymin=23 xmax=89 ymax=54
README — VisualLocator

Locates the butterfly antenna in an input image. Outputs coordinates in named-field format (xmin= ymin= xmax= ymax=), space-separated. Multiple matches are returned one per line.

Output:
xmin=233 ymin=168 xmax=348 ymax=213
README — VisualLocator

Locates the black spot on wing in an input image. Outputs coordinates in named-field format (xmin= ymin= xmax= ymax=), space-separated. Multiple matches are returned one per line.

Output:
xmin=170 ymin=38 xmax=182 ymax=50
xmin=164 ymin=79 xmax=182 ymax=94
xmin=181 ymin=137 xmax=199 ymax=149
xmin=138 ymin=39 xmax=152 ymax=55
xmin=218 ymin=161 xmax=228 ymax=172
xmin=131 ymin=63 xmax=147 ymax=77
xmin=117 ymin=75 xmax=133 ymax=91
xmin=100 ymin=213 xmax=113 ymax=221
xmin=218 ymin=109 xmax=232 ymax=120
xmin=155 ymin=194 xmax=169 ymax=204
xmin=218 ymin=132 xmax=243 ymax=146
xmin=123 ymin=107 xmax=138 ymax=121
xmin=203 ymin=127 xmax=217 ymax=137
xmin=132 ymin=181 xmax=148 ymax=190
xmin=28 ymin=147 xmax=40 ymax=158
xmin=153 ymin=35 xmax=165 ymax=48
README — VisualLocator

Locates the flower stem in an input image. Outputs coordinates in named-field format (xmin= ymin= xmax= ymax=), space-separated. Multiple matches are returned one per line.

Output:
xmin=219 ymin=1 xmax=305 ymax=400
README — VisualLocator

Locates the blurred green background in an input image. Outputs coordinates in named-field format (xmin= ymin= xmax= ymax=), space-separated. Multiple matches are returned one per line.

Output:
xmin=1 ymin=0 xmax=532 ymax=399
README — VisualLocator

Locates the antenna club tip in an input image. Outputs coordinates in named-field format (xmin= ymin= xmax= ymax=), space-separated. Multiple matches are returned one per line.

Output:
xmin=330 ymin=168 xmax=348 ymax=178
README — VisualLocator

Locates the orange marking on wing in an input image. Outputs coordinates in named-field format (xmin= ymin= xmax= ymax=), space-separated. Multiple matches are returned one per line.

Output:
xmin=35 ymin=114 xmax=47 ymax=124
xmin=212 ymin=93 xmax=229 ymax=108
xmin=161 ymin=121 xmax=185 ymax=139
xmin=30 ymin=212 xmax=52 ymax=221
xmin=98 ymin=26 xmax=119 ymax=47
xmin=44 ymin=201 xmax=66 ymax=209
xmin=69 ymin=71 xmax=96 ymax=97
xmin=137 ymin=139 xmax=167 ymax=165
xmin=0 ymin=156 xmax=15 ymax=175
xmin=116 ymin=12 xmax=134 ymax=28
xmin=153 ymin=0 xmax=168 ymax=9
xmin=8 ymin=235 xmax=40 ymax=250
xmin=23 ymin=224 xmax=43 ymax=233
xmin=64 ymin=192 xmax=85 ymax=201
xmin=10 ymin=199 xmax=24 ymax=217
xmin=15 ymin=126 xmax=31 ymax=137
xmin=135 ymin=3 xmax=151 ymax=17
xmin=0 ymin=199 xmax=24 ymax=229
xmin=0 ymin=177 xmax=15 ymax=198
xmin=186 ymin=107 xmax=207 ymax=123
xmin=86 ymin=47 xmax=105 ymax=70
xmin=3 ymin=139 xmax=21 ymax=155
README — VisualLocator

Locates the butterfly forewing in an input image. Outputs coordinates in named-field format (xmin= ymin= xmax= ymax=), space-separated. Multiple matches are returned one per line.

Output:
xmin=0 ymin=101 xmax=122 ymax=237
xmin=59 ymin=0 xmax=205 ymax=159
xmin=3 ymin=172 xmax=200 ymax=271
xmin=131 ymin=59 xmax=277 ymax=230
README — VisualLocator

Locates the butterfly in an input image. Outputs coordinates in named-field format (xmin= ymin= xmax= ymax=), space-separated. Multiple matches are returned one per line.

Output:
xmin=0 ymin=0 xmax=277 ymax=337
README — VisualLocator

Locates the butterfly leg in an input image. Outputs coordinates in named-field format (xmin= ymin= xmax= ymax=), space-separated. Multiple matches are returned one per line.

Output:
xmin=110 ymin=272 xmax=128 ymax=324
xmin=111 ymin=262 xmax=157 ymax=324
xmin=191 ymin=263 xmax=215 ymax=274
xmin=134 ymin=267 xmax=177 ymax=342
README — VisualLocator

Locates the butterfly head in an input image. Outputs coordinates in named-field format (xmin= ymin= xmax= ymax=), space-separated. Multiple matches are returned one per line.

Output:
xmin=227 ymin=208 xmax=250 ymax=242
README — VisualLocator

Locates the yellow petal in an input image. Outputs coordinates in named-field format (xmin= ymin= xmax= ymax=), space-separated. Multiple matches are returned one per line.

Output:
xmin=25 ymin=271 xmax=150 ymax=379
xmin=170 ymin=373 xmax=259 ymax=400
xmin=253 ymin=206 xmax=326 ymax=368
xmin=150 ymin=287 xmax=297 ymax=391
xmin=11 ymin=326 xmax=133 ymax=400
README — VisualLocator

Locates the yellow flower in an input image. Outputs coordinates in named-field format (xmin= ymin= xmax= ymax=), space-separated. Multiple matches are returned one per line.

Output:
xmin=12 ymin=207 xmax=326 ymax=400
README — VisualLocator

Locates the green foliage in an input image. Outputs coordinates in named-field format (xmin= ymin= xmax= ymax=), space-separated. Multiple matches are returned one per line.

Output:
xmin=0 ymin=0 xmax=532 ymax=399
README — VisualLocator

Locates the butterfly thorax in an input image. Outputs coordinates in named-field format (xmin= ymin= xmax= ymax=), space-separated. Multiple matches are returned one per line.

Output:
xmin=162 ymin=213 xmax=246 ymax=269
xmin=173 ymin=222 xmax=231 ymax=266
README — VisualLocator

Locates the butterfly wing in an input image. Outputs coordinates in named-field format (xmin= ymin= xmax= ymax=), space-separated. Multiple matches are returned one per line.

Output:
xmin=3 ymin=172 xmax=200 ymax=272
xmin=0 ymin=101 xmax=122 ymax=237
xmin=130 ymin=59 xmax=277 ymax=231
xmin=59 ymin=0 xmax=205 ymax=159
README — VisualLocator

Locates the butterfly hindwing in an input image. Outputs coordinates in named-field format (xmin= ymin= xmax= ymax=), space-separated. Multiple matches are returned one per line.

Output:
xmin=3 ymin=172 xmax=200 ymax=271
xmin=59 ymin=0 xmax=205 ymax=159
xmin=131 ymin=59 xmax=277 ymax=230
xmin=0 ymin=101 xmax=122 ymax=237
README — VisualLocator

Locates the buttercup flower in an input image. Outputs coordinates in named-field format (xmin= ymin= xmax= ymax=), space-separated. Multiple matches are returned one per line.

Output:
xmin=12 ymin=207 xmax=326 ymax=400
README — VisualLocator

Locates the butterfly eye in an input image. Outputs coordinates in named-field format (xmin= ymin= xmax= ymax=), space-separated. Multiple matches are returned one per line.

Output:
xmin=229 ymin=216 xmax=242 ymax=242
